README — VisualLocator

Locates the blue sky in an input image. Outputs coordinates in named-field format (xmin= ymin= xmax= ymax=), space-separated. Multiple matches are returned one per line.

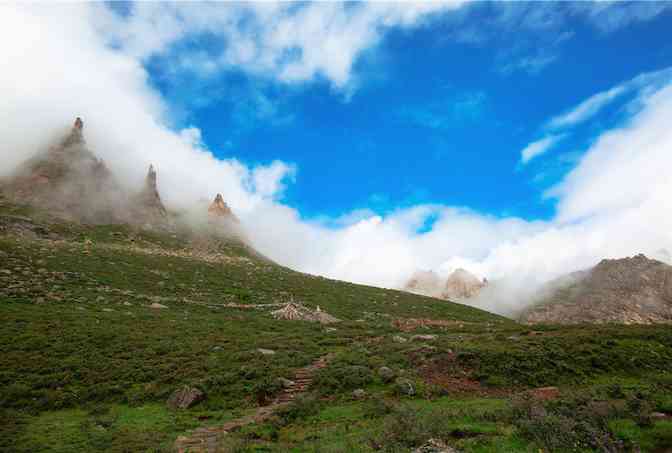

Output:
xmin=141 ymin=2 xmax=672 ymax=222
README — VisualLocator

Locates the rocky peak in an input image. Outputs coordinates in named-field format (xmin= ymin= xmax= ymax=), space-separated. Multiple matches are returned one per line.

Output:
xmin=60 ymin=117 xmax=85 ymax=148
xmin=208 ymin=193 xmax=238 ymax=222
xmin=442 ymin=268 xmax=487 ymax=300
xmin=136 ymin=164 xmax=167 ymax=218
xmin=208 ymin=193 xmax=232 ymax=216
xmin=521 ymin=253 xmax=672 ymax=325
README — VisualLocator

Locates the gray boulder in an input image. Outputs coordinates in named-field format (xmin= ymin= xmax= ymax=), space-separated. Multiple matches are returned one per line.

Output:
xmin=378 ymin=366 xmax=395 ymax=383
xmin=352 ymin=388 xmax=367 ymax=400
xmin=167 ymin=386 xmax=205 ymax=410
xmin=394 ymin=377 xmax=415 ymax=396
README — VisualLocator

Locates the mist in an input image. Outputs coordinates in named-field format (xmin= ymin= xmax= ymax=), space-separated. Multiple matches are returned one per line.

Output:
xmin=2 ymin=3 xmax=672 ymax=317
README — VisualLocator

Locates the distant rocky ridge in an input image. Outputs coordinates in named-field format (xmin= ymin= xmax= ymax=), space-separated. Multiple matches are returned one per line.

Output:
xmin=403 ymin=268 xmax=487 ymax=301
xmin=1 ymin=118 xmax=238 ymax=233
xmin=520 ymin=254 xmax=672 ymax=325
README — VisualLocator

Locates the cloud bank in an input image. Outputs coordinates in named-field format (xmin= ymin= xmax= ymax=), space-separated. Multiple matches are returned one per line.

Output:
xmin=2 ymin=3 xmax=672 ymax=317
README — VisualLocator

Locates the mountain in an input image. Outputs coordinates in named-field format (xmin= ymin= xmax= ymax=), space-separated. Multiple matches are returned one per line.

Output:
xmin=520 ymin=254 xmax=672 ymax=324
xmin=403 ymin=268 xmax=487 ymax=301
xmin=442 ymin=268 xmax=487 ymax=300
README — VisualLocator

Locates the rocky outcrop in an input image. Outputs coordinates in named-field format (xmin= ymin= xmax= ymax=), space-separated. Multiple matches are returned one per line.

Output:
xmin=208 ymin=193 xmax=236 ymax=220
xmin=403 ymin=268 xmax=486 ymax=301
xmin=135 ymin=164 xmax=167 ymax=219
xmin=520 ymin=254 xmax=672 ymax=325
xmin=167 ymin=386 xmax=205 ymax=410
xmin=3 ymin=117 xmax=125 ymax=223
xmin=442 ymin=269 xmax=487 ymax=300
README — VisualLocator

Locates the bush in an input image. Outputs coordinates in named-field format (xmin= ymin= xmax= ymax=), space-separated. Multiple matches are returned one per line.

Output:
xmin=274 ymin=395 xmax=320 ymax=426
xmin=313 ymin=365 xmax=373 ymax=394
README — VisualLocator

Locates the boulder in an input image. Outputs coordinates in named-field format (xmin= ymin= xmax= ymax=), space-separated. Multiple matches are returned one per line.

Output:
xmin=378 ymin=366 xmax=395 ymax=383
xmin=257 ymin=348 xmax=276 ymax=355
xmin=394 ymin=377 xmax=415 ymax=396
xmin=392 ymin=335 xmax=408 ymax=343
xmin=352 ymin=389 xmax=367 ymax=400
xmin=167 ymin=386 xmax=205 ymax=410
xmin=149 ymin=302 xmax=168 ymax=309
xmin=276 ymin=377 xmax=295 ymax=389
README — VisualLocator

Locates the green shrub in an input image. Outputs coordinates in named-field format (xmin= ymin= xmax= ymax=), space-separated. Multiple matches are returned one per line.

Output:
xmin=313 ymin=365 xmax=373 ymax=394
xmin=274 ymin=395 xmax=320 ymax=426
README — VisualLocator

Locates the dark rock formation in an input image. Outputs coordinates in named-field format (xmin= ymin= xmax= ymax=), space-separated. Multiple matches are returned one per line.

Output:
xmin=520 ymin=254 xmax=672 ymax=324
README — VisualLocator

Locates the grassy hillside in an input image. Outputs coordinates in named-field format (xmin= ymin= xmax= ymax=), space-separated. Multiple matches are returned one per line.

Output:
xmin=2 ymin=199 xmax=672 ymax=452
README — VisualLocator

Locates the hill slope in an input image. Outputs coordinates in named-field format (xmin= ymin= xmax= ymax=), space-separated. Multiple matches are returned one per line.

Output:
xmin=3 ymin=198 xmax=672 ymax=453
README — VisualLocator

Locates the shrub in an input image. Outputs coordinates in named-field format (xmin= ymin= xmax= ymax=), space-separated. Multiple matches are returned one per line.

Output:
xmin=274 ymin=395 xmax=320 ymax=426
xmin=313 ymin=365 xmax=373 ymax=394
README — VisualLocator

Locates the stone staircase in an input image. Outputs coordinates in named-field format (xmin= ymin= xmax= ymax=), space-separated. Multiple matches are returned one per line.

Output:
xmin=174 ymin=354 xmax=332 ymax=453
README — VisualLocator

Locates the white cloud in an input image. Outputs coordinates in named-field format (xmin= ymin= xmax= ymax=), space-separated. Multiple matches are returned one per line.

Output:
xmin=92 ymin=1 xmax=466 ymax=90
xmin=520 ymin=134 xmax=565 ymax=164
xmin=547 ymin=66 xmax=672 ymax=130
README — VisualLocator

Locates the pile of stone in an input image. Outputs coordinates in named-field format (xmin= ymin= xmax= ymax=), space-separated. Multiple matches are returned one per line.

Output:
xmin=271 ymin=302 xmax=340 ymax=324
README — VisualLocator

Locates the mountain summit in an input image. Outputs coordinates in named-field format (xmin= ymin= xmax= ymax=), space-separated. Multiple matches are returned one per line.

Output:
xmin=521 ymin=254 xmax=672 ymax=324
xmin=403 ymin=268 xmax=486 ymax=301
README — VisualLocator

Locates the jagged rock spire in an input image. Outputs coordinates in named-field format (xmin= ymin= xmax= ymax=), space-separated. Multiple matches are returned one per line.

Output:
xmin=138 ymin=164 xmax=166 ymax=217
xmin=146 ymin=164 xmax=157 ymax=191
xmin=61 ymin=117 xmax=85 ymax=148
xmin=208 ymin=193 xmax=237 ymax=221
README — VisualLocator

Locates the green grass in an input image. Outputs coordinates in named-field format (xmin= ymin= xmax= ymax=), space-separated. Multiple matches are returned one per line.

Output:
xmin=2 ymin=201 xmax=672 ymax=452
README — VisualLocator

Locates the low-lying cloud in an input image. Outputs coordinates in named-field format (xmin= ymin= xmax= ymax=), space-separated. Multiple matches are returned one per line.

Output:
xmin=2 ymin=3 xmax=672 ymax=317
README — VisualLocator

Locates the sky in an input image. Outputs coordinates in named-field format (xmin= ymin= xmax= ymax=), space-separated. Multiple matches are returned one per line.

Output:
xmin=2 ymin=1 xmax=672 ymax=314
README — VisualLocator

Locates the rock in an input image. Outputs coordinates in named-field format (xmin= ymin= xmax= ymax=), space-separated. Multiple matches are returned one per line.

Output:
xmin=521 ymin=254 xmax=672 ymax=325
xmin=394 ymin=377 xmax=415 ymax=396
xmin=257 ymin=348 xmax=276 ymax=355
xmin=442 ymin=269 xmax=486 ymax=300
xmin=211 ymin=346 xmax=222 ymax=351
xmin=167 ymin=386 xmax=205 ymax=410
xmin=102 ymin=308 xmax=114 ymax=312
xmin=412 ymin=438 xmax=459 ymax=453
xmin=149 ymin=303 xmax=168 ymax=309
xmin=276 ymin=377 xmax=295 ymax=389
xmin=392 ymin=335 xmax=407 ymax=343
xmin=142 ymin=165 xmax=166 ymax=216
xmin=411 ymin=334 xmax=437 ymax=342
xmin=378 ymin=366 xmax=395 ymax=383
xmin=402 ymin=268 xmax=486 ymax=301
xmin=123 ymin=302 xmax=132 ymax=306
xmin=352 ymin=389 xmax=367 ymax=400
xmin=208 ymin=193 xmax=238 ymax=221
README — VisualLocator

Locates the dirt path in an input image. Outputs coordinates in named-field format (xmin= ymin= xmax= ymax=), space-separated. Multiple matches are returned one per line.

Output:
xmin=174 ymin=354 xmax=332 ymax=453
